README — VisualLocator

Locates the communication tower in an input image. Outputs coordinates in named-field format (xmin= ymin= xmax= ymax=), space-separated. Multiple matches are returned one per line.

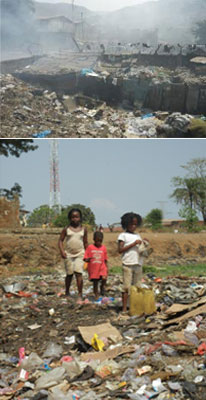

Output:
xmin=49 ymin=139 xmax=61 ymax=214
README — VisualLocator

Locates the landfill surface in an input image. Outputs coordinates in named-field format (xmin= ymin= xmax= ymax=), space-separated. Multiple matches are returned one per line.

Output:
xmin=1 ymin=72 xmax=205 ymax=139
xmin=0 ymin=230 xmax=206 ymax=399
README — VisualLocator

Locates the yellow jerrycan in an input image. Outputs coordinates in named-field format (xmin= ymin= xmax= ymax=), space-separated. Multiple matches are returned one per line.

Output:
xmin=129 ymin=286 xmax=156 ymax=316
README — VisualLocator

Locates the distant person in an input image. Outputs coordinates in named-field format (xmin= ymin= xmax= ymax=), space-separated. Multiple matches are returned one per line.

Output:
xmin=84 ymin=231 xmax=108 ymax=300
xmin=58 ymin=208 xmax=88 ymax=301
xmin=118 ymin=212 xmax=149 ymax=313
xmin=99 ymin=224 xmax=104 ymax=233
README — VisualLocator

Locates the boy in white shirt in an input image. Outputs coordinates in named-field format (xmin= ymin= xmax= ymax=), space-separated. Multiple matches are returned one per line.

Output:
xmin=118 ymin=212 xmax=149 ymax=313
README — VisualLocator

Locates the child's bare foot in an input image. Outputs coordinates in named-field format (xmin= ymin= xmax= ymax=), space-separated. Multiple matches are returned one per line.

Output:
xmin=76 ymin=295 xmax=83 ymax=304
xmin=118 ymin=311 xmax=129 ymax=319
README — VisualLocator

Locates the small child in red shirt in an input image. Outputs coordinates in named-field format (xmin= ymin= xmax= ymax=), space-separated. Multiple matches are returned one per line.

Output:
xmin=84 ymin=231 xmax=108 ymax=300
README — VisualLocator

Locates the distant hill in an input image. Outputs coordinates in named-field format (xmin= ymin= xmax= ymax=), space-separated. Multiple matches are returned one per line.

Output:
xmin=34 ymin=1 xmax=93 ymax=20
xmin=33 ymin=0 xmax=206 ymax=44
xmin=100 ymin=0 xmax=206 ymax=43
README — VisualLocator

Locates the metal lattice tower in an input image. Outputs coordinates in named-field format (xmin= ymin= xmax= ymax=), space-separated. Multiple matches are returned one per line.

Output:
xmin=49 ymin=140 xmax=61 ymax=214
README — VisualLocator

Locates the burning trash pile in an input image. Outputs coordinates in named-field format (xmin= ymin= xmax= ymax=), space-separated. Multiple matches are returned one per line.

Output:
xmin=1 ymin=272 xmax=206 ymax=399
xmin=1 ymin=74 xmax=205 ymax=139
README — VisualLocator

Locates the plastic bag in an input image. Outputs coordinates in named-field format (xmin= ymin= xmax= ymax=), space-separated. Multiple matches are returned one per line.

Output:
xmin=91 ymin=334 xmax=105 ymax=352
xmin=43 ymin=342 xmax=63 ymax=359
xmin=20 ymin=352 xmax=43 ymax=371
xmin=35 ymin=367 xmax=66 ymax=390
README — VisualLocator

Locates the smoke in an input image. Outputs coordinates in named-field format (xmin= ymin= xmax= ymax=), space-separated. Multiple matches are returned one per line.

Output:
xmin=94 ymin=0 xmax=205 ymax=44
xmin=35 ymin=0 xmax=159 ymax=13
xmin=1 ymin=0 xmax=205 ymax=61
xmin=0 ymin=0 xmax=37 ymax=59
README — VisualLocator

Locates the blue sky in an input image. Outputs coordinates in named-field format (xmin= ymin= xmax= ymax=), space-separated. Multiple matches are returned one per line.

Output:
xmin=36 ymin=0 xmax=158 ymax=12
xmin=0 ymin=139 xmax=205 ymax=225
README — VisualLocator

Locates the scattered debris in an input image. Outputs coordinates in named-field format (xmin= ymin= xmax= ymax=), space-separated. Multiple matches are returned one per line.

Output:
xmin=1 ymin=71 xmax=205 ymax=138
xmin=0 ymin=268 xmax=206 ymax=400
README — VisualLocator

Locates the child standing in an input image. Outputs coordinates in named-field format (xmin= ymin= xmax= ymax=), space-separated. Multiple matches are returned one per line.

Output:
xmin=84 ymin=231 xmax=108 ymax=300
xmin=58 ymin=208 xmax=88 ymax=300
xmin=118 ymin=212 xmax=149 ymax=313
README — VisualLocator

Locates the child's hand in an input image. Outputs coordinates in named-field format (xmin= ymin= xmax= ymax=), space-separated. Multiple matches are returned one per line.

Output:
xmin=143 ymin=238 xmax=149 ymax=244
xmin=61 ymin=251 xmax=67 ymax=259
xmin=135 ymin=239 xmax=142 ymax=245
xmin=84 ymin=262 xmax=88 ymax=270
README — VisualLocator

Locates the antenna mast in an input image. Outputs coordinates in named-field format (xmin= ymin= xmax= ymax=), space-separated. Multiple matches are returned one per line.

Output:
xmin=50 ymin=140 xmax=61 ymax=214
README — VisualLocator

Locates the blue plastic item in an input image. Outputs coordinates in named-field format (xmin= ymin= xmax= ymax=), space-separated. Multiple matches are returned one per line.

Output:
xmin=80 ymin=68 xmax=94 ymax=76
xmin=141 ymin=113 xmax=154 ymax=119
xmin=32 ymin=130 xmax=51 ymax=138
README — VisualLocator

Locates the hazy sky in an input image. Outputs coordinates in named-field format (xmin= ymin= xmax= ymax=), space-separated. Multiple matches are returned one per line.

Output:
xmin=0 ymin=139 xmax=205 ymax=225
xmin=36 ymin=0 xmax=158 ymax=12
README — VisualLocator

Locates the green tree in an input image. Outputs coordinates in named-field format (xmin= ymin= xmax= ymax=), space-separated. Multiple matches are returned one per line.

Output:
xmin=0 ymin=182 xmax=22 ymax=200
xmin=171 ymin=158 xmax=206 ymax=223
xmin=193 ymin=20 xmax=206 ymax=44
xmin=179 ymin=206 xmax=199 ymax=232
xmin=170 ymin=177 xmax=199 ymax=209
xmin=0 ymin=140 xmax=38 ymax=157
xmin=145 ymin=208 xmax=162 ymax=230
xmin=27 ymin=205 xmax=56 ymax=227
xmin=54 ymin=204 xmax=96 ymax=227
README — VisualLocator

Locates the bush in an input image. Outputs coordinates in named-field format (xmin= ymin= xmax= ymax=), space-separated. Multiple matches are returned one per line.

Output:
xmin=179 ymin=206 xmax=200 ymax=232
xmin=145 ymin=208 xmax=163 ymax=230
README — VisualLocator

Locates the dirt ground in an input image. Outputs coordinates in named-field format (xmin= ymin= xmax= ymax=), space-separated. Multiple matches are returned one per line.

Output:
xmin=0 ymin=229 xmax=206 ymax=278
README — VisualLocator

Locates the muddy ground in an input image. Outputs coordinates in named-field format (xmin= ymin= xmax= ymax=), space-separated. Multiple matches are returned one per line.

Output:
xmin=0 ymin=229 xmax=206 ymax=399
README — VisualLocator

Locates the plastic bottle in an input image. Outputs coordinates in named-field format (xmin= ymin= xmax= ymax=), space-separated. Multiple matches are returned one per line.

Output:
xmin=161 ymin=344 xmax=178 ymax=357
xmin=121 ymin=367 xmax=136 ymax=382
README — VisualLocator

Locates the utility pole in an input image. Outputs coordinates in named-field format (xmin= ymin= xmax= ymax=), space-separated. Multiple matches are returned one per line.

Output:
xmin=71 ymin=0 xmax=75 ymax=40
xmin=156 ymin=201 xmax=168 ymax=219
xmin=72 ymin=0 xmax=75 ymax=21
xmin=81 ymin=12 xmax=84 ymax=41
xmin=49 ymin=140 xmax=61 ymax=215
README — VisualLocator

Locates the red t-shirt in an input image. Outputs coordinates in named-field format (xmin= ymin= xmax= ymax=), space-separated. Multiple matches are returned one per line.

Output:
xmin=84 ymin=244 xmax=108 ymax=280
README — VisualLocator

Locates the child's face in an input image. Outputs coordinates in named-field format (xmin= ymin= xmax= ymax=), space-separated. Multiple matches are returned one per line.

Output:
xmin=127 ymin=217 xmax=138 ymax=233
xmin=70 ymin=211 xmax=81 ymax=226
xmin=94 ymin=238 xmax=103 ymax=247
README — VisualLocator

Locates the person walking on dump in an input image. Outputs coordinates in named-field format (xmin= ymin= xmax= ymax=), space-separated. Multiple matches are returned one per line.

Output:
xmin=84 ymin=231 xmax=108 ymax=300
xmin=58 ymin=208 xmax=88 ymax=300
xmin=118 ymin=212 xmax=149 ymax=313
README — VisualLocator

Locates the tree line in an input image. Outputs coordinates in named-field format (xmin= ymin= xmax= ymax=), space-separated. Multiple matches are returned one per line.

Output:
xmin=0 ymin=140 xmax=205 ymax=231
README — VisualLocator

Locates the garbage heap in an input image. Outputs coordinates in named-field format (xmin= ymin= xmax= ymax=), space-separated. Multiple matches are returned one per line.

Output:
xmin=1 ymin=74 xmax=205 ymax=138
xmin=0 ymin=272 xmax=206 ymax=399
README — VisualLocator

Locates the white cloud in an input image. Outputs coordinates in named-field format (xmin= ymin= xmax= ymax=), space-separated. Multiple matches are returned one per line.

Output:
xmin=90 ymin=198 xmax=117 ymax=210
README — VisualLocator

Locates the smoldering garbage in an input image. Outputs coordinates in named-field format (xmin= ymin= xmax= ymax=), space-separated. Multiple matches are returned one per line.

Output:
xmin=1 ymin=73 xmax=205 ymax=138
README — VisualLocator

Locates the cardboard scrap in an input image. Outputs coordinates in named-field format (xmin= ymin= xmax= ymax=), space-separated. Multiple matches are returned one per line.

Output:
xmin=165 ymin=296 xmax=206 ymax=315
xmin=28 ymin=323 xmax=42 ymax=330
xmin=163 ymin=304 xmax=206 ymax=326
xmin=80 ymin=345 xmax=135 ymax=362
xmin=78 ymin=322 xmax=122 ymax=345
xmin=196 ymin=330 xmax=206 ymax=340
